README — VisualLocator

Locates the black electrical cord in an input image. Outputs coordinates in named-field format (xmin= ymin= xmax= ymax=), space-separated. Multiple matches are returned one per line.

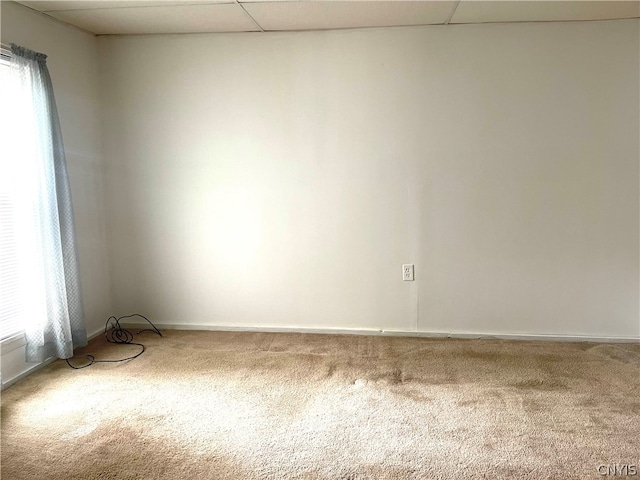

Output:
xmin=65 ymin=314 xmax=162 ymax=369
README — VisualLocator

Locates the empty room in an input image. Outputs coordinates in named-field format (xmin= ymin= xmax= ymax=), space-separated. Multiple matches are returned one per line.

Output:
xmin=1 ymin=0 xmax=639 ymax=478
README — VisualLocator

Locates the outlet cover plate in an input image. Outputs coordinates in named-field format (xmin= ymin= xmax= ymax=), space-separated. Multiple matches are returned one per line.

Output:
xmin=402 ymin=264 xmax=414 ymax=281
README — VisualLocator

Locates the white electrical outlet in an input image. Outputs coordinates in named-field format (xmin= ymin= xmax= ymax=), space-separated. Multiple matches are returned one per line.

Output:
xmin=402 ymin=264 xmax=414 ymax=281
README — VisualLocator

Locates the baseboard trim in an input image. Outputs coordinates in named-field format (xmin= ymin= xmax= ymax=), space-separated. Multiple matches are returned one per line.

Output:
xmin=119 ymin=322 xmax=640 ymax=344
xmin=3 ymin=324 xmax=635 ymax=390
xmin=1 ymin=356 xmax=58 ymax=391
xmin=1 ymin=327 xmax=105 ymax=391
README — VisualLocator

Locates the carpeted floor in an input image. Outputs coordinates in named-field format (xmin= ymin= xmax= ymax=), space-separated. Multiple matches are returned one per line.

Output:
xmin=1 ymin=330 xmax=639 ymax=479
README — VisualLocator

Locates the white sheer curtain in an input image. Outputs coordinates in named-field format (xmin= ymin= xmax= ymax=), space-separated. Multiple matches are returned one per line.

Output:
xmin=2 ymin=44 xmax=87 ymax=362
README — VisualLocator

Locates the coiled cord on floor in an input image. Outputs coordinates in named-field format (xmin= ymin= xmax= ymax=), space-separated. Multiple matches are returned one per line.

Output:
xmin=65 ymin=314 xmax=162 ymax=369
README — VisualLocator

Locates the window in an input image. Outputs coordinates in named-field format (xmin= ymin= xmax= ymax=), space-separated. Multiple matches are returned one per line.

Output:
xmin=0 ymin=45 xmax=46 ymax=342
xmin=0 ymin=46 xmax=21 ymax=341
xmin=0 ymin=43 xmax=85 ymax=362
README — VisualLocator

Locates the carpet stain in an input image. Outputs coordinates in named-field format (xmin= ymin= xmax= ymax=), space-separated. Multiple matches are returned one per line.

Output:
xmin=521 ymin=398 xmax=542 ymax=412
xmin=395 ymin=388 xmax=433 ymax=403
xmin=533 ymin=353 xmax=567 ymax=363
xmin=587 ymin=344 xmax=640 ymax=367
xmin=371 ymin=368 xmax=409 ymax=385
xmin=461 ymin=351 xmax=501 ymax=361
xmin=335 ymin=466 xmax=421 ymax=480
xmin=391 ymin=368 xmax=404 ymax=384
xmin=511 ymin=378 xmax=567 ymax=390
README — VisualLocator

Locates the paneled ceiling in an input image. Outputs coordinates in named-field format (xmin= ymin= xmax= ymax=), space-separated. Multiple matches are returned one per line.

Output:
xmin=15 ymin=0 xmax=640 ymax=35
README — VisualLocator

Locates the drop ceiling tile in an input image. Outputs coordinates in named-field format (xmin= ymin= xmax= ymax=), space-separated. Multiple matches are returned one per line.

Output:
xmin=451 ymin=1 xmax=640 ymax=24
xmin=243 ymin=1 xmax=458 ymax=31
xmin=19 ymin=1 xmax=231 ymax=12
xmin=45 ymin=3 xmax=259 ymax=34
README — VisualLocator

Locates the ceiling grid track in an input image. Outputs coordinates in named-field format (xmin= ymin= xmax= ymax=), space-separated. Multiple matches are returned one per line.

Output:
xmin=444 ymin=0 xmax=460 ymax=25
xmin=235 ymin=0 xmax=264 ymax=32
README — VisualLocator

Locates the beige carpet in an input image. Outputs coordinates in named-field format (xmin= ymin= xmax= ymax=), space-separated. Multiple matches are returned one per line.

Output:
xmin=1 ymin=330 xmax=639 ymax=479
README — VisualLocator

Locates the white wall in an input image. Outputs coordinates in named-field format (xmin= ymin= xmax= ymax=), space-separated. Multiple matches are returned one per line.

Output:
xmin=1 ymin=2 xmax=111 ymax=385
xmin=100 ymin=19 xmax=639 ymax=339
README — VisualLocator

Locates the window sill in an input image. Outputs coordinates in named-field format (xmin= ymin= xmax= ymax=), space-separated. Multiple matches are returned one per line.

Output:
xmin=1 ymin=332 xmax=26 ymax=355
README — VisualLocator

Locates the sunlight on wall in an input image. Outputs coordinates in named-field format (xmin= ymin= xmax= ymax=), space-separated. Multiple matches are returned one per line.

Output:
xmin=208 ymin=186 xmax=263 ymax=273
